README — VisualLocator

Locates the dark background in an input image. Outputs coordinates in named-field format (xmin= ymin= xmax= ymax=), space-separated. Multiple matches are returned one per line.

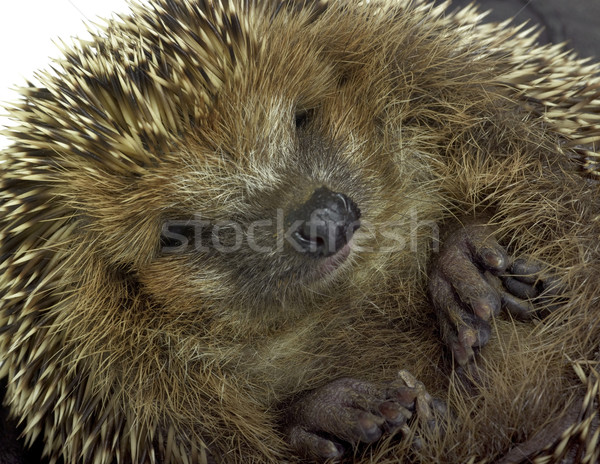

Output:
xmin=433 ymin=0 xmax=600 ymax=60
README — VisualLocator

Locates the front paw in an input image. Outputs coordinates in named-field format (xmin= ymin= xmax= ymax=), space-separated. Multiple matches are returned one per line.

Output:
xmin=286 ymin=371 xmax=440 ymax=461
xmin=429 ymin=223 xmax=559 ymax=366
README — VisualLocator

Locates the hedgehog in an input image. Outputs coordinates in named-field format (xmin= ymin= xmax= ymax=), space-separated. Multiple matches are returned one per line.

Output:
xmin=1 ymin=0 xmax=600 ymax=463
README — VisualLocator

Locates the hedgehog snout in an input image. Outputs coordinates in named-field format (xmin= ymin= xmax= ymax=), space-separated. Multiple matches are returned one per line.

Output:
xmin=285 ymin=186 xmax=361 ymax=258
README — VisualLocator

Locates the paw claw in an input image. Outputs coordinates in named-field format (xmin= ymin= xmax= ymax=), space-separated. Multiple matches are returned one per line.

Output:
xmin=357 ymin=414 xmax=383 ymax=442
xmin=397 ymin=369 xmax=417 ymax=388
xmin=471 ymin=296 xmax=500 ymax=320
xmin=510 ymin=258 xmax=544 ymax=282
xmin=378 ymin=401 xmax=411 ymax=424
xmin=317 ymin=438 xmax=344 ymax=459
xmin=288 ymin=426 xmax=344 ymax=460
xmin=480 ymin=246 xmax=508 ymax=271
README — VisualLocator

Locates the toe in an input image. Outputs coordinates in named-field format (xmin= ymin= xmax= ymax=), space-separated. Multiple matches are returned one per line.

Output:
xmin=288 ymin=426 xmax=344 ymax=460
xmin=486 ymin=271 xmax=536 ymax=320
xmin=510 ymin=258 xmax=544 ymax=283
xmin=437 ymin=249 xmax=501 ymax=321
xmin=503 ymin=276 xmax=540 ymax=300
xmin=462 ymin=224 xmax=509 ymax=273
xmin=378 ymin=401 xmax=412 ymax=426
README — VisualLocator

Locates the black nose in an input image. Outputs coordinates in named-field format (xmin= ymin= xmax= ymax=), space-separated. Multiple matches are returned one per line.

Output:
xmin=287 ymin=187 xmax=361 ymax=257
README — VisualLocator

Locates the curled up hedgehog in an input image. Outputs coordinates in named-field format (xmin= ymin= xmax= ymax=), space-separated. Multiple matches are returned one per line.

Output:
xmin=2 ymin=0 xmax=600 ymax=462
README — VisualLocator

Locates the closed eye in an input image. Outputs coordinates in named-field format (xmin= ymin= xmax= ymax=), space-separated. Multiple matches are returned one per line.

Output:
xmin=295 ymin=108 xmax=312 ymax=129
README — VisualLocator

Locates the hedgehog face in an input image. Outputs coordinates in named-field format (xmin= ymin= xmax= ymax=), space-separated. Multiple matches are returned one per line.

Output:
xmin=137 ymin=93 xmax=415 ymax=313
xmin=55 ymin=2 xmax=446 ymax=317
xmin=125 ymin=56 xmax=444 ymax=318
xmin=9 ymin=0 xmax=442 ymax=320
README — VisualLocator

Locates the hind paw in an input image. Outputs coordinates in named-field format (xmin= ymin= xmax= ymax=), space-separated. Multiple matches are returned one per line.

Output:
xmin=286 ymin=371 xmax=443 ymax=461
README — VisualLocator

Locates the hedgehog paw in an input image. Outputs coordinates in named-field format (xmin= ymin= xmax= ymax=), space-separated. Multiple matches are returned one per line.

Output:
xmin=286 ymin=370 xmax=439 ymax=461
xmin=429 ymin=223 xmax=562 ymax=365
xmin=429 ymin=223 xmax=508 ymax=365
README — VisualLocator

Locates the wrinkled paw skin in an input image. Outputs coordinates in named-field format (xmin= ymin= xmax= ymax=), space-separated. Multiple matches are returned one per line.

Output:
xmin=429 ymin=223 xmax=561 ymax=366
xmin=286 ymin=370 xmax=441 ymax=461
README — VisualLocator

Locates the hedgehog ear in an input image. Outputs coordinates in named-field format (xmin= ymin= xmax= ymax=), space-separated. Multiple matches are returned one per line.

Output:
xmin=272 ymin=0 xmax=329 ymax=22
